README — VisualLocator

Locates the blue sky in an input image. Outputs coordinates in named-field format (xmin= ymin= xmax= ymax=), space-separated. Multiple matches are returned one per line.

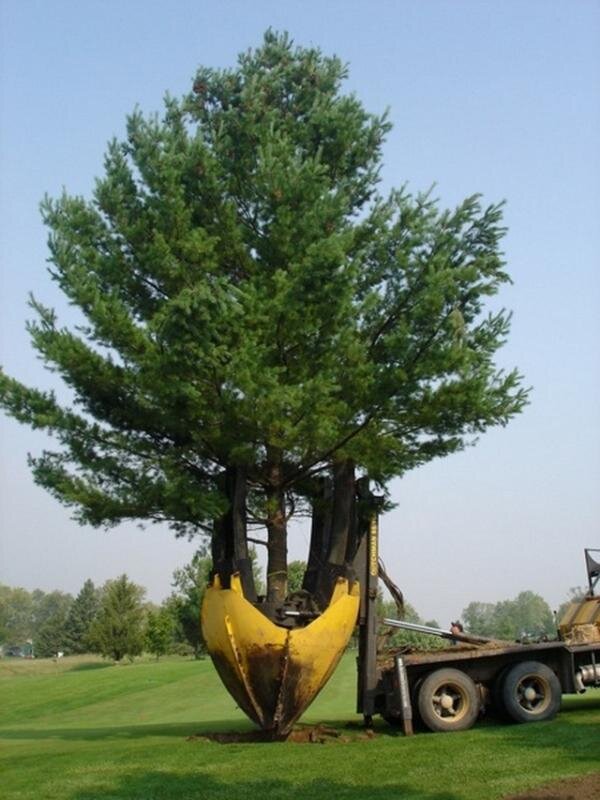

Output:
xmin=1 ymin=0 xmax=599 ymax=622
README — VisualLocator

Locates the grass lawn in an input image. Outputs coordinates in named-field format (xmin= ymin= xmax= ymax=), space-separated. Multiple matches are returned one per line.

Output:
xmin=1 ymin=652 xmax=598 ymax=800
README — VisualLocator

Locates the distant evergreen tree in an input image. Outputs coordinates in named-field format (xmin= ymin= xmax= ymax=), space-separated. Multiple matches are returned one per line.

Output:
xmin=64 ymin=579 xmax=100 ymax=654
xmin=88 ymin=575 xmax=145 ymax=661
xmin=35 ymin=613 xmax=70 ymax=658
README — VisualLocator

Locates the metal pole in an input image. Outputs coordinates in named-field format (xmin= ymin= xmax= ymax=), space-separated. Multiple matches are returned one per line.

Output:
xmin=382 ymin=617 xmax=492 ymax=645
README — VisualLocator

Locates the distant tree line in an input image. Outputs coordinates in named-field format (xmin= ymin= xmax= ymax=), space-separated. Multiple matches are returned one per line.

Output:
xmin=1 ymin=556 xmax=574 ymax=659
xmin=0 ymin=553 xmax=223 ymax=661
xmin=461 ymin=591 xmax=557 ymax=641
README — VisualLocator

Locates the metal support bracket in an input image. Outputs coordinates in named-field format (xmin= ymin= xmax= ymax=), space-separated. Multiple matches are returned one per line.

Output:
xmin=395 ymin=656 xmax=414 ymax=736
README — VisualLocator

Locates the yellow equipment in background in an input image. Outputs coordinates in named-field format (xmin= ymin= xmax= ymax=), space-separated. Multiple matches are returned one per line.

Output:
xmin=201 ymin=574 xmax=360 ymax=737
xmin=558 ymin=597 xmax=600 ymax=644
xmin=558 ymin=548 xmax=600 ymax=645
xmin=559 ymin=596 xmax=600 ymax=644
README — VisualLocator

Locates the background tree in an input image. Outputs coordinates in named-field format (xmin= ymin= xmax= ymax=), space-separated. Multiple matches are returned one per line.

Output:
xmin=88 ymin=575 xmax=145 ymax=662
xmin=167 ymin=549 xmax=262 ymax=656
xmin=286 ymin=561 xmax=307 ymax=595
xmin=0 ymin=31 xmax=527 ymax=608
xmin=31 ymin=590 xmax=73 ymax=657
xmin=0 ymin=586 xmax=73 ymax=654
xmin=461 ymin=601 xmax=496 ymax=636
xmin=168 ymin=554 xmax=213 ymax=658
xmin=0 ymin=586 xmax=34 ymax=645
xmin=377 ymin=595 xmax=442 ymax=651
xmin=64 ymin=579 xmax=100 ymax=654
xmin=462 ymin=591 xmax=555 ymax=640
xmin=145 ymin=607 xmax=174 ymax=660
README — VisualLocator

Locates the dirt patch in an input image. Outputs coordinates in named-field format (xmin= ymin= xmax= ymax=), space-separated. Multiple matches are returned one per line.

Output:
xmin=187 ymin=724 xmax=375 ymax=745
xmin=503 ymin=772 xmax=600 ymax=800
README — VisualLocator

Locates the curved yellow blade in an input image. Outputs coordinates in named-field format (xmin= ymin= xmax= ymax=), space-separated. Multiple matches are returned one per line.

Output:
xmin=201 ymin=575 xmax=359 ymax=735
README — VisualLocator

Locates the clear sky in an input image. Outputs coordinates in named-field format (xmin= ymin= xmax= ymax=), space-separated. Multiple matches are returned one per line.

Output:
xmin=1 ymin=0 xmax=599 ymax=623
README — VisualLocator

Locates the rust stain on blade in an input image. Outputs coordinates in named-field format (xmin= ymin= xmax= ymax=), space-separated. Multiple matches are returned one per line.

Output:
xmin=201 ymin=574 xmax=359 ymax=736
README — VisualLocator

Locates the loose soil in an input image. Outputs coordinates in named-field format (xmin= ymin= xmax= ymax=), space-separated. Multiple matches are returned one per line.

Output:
xmin=188 ymin=723 xmax=375 ymax=744
xmin=503 ymin=773 xmax=599 ymax=800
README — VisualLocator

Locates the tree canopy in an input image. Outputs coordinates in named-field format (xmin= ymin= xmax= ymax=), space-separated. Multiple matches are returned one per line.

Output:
xmin=0 ymin=31 xmax=528 ymax=607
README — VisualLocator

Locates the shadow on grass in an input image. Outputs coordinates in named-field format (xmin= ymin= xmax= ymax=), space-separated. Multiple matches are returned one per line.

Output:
xmin=0 ymin=717 xmax=403 ymax=743
xmin=71 ymin=771 xmax=461 ymax=800
xmin=67 ymin=663 xmax=113 ymax=673
xmin=0 ymin=719 xmax=255 ymax=741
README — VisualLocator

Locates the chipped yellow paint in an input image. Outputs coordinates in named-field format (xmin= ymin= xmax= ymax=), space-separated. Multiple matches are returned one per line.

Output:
xmin=559 ymin=594 xmax=600 ymax=643
xmin=201 ymin=575 xmax=360 ymax=735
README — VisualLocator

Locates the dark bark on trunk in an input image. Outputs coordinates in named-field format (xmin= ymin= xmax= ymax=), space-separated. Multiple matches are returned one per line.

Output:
xmin=346 ymin=475 xmax=370 ymax=564
xmin=302 ymin=477 xmax=333 ymax=595
xmin=265 ymin=447 xmax=288 ymax=606
xmin=211 ymin=466 xmax=256 ymax=601
xmin=328 ymin=459 xmax=356 ymax=564
xmin=310 ymin=460 xmax=357 ymax=609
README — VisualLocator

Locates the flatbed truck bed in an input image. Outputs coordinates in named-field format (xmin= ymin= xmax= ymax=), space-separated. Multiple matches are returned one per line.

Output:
xmin=354 ymin=507 xmax=600 ymax=734
xmin=370 ymin=639 xmax=600 ymax=733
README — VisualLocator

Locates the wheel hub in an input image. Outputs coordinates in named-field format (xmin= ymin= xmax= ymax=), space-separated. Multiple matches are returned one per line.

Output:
xmin=523 ymin=686 xmax=537 ymax=702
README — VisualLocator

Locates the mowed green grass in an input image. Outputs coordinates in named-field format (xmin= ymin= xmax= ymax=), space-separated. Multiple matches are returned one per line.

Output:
xmin=1 ymin=653 xmax=599 ymax=800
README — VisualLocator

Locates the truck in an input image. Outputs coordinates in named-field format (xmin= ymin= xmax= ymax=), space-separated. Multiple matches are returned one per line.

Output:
xmin=355 ymin=509 xmax=600 ymax=734
xmin=202 ymin=477 xmax=600 ymax=738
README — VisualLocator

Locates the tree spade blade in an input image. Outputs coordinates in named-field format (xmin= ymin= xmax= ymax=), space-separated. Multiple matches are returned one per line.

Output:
xmin=201 ymin=575 xmax=359 ymax=736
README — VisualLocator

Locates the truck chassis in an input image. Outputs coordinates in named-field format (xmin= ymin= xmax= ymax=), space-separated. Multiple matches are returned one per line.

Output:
xmin=355 ymin=512 xmax=600 ymax=734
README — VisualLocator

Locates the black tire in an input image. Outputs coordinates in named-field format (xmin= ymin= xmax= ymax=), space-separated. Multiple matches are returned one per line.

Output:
xmin=491 ymin=664 xmax=513 ymax=719
xmin=500 ymin=661 xmax=561 ymax=724
xmin=417 ymin=668 xmax=480 ymax=733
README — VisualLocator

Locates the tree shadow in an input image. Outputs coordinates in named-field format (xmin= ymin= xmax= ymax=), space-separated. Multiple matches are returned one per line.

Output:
xmin=0 ymin=719 xmax=256 ymax=741
xmin=1 ymin=717 xmax=403 ymax=743
xmin=71 ymin=771 xmax=462 ymax=800
xmin=67 ymin=662 xmax=113 ymax=673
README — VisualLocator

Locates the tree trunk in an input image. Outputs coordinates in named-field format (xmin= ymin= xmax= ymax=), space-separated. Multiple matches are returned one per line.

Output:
xmin=303 ymin=477 xmax=333 ymax=595
xmin=265 ymin=446 xmax=288 ymax=606
xmin=309 ymin=460 xmax=356 ymax=609
xmin=328 ymin=459 xmax=355 ymax=565
xmin=211 ymin=466 xmax=256 ymax=601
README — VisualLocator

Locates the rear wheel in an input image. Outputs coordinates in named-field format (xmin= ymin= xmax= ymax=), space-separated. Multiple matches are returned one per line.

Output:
xmin=491 ymin=665 xmax=513 ymax=718
xmin=501 ymin=661 xmax=561 ymax=724
xmin=417 ymin=668 xmax=480 ymax=732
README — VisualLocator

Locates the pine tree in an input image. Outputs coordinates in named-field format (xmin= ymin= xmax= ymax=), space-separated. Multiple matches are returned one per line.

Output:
xmin=0 ymin=31 xmax=528 ymax=609
xmin=35 ymin=613 xmax=70 ymax=658
xmin=64 ymin=579 xmax=100 ymax=654
xmin=88 ymin=575 xmax=145 ymax=661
